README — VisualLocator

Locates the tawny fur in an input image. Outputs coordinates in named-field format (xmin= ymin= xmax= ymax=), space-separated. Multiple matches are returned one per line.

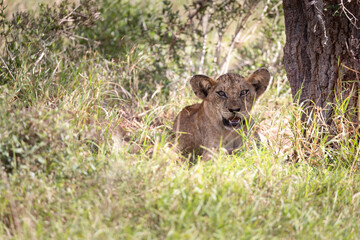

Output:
xmin=173 ymin=68 xmax=270 ymax=160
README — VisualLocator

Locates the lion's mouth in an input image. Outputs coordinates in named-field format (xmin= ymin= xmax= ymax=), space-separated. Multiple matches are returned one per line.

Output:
xmin=222 ymin=116 xmax=245 ymax=129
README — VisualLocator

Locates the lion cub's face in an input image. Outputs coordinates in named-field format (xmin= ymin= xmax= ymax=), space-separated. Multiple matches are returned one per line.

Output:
xmin=190 ymin=68 xmax=270 ymax=130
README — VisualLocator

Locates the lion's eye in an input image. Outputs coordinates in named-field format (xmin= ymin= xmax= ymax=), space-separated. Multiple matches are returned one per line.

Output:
xmin=240 ymin=89 xmax=249 ymax=97
xmin=217 ymin=91 xmax=227 ymax=98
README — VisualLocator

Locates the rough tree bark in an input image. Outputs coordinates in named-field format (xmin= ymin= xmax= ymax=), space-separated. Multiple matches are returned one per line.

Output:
xmin=283 ymin=0 xmax=360 ymax=125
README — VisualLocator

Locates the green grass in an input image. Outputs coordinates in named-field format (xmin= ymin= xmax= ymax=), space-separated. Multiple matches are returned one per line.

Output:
xmin=1 ymin=64 xmax=360 ymax=238
xmin=1 ymin=146 xmax=360 ymax=239
xmin=1 ymin=0 xmax=360 ymax=239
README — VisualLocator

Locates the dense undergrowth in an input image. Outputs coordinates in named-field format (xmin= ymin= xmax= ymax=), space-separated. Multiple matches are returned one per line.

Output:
xmin=0 ymin=0 xmax=360 ymax=239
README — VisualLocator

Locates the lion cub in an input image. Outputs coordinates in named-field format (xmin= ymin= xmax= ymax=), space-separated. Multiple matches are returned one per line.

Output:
xmin=173 ymin=68 xmax=270 ymax=160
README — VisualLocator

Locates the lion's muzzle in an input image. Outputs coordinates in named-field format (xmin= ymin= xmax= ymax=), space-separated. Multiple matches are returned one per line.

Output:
xmin=222 ymin=116 xmax=245 ymax=129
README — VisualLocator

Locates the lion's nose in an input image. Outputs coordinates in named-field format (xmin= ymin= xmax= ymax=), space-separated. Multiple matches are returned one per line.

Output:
xmin=228 ymin=108 xmax=240 ymax=113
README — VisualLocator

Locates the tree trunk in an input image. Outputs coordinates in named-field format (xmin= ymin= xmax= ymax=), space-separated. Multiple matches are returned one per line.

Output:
xmin=283 ymin=0 xmax=360 ymax=124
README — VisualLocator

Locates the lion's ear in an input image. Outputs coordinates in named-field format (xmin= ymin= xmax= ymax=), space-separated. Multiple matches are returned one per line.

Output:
xmin=246 ymin=68 xmax=270 ymax=97
xmin=190 ymin=75 xmax=216 ymax=100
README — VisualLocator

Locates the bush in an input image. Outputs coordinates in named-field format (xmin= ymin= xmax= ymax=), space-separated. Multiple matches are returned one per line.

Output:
xmin=0 ymin=0 xmax=99 ymax=89
xmin=0 ymin=96 xmax=77 ymax=175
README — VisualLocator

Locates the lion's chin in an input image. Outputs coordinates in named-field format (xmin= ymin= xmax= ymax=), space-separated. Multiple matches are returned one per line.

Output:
xmin=222 ymin=116 xmax=245 ymax=130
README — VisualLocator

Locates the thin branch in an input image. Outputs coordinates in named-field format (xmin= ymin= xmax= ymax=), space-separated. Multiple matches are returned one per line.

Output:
xmin=220 ymin=0 xmax=261 ymax=74
xmin=340 ymin=0 xmax=360 ymax=29
xmin=169 ymin=0 xmax=211 ymax=53
xmin=307 ymin=0 xmax=328 ymax=46
xmin=58 ymin=5 xmax=80 ymax=25
xmin=214 ymin=30 xmax=223 ymax=68
xmin=199 ymin=9 xmax=210 ymax=73
xmin=0 ymin=56 xmax=15 ymax=81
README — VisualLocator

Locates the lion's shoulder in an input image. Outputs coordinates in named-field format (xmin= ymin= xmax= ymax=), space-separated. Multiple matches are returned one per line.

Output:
xmin=182 ymin=103 xmax=201 ymax=117
xmin=173 ymin=103 xmax=202 ymax=132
